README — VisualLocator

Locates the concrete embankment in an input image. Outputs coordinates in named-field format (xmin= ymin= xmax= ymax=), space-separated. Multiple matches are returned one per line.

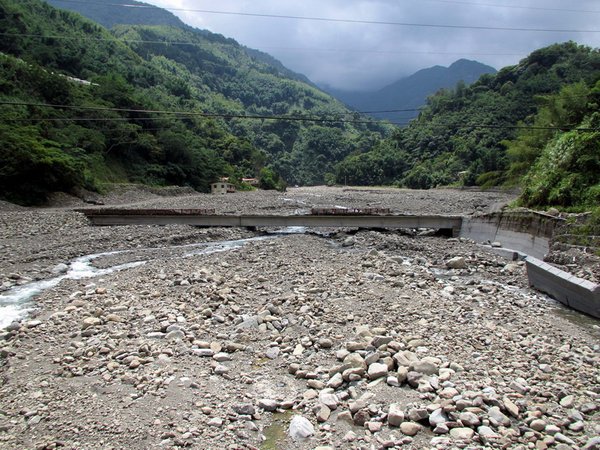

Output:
xmin=461 ymin=210 xmax=600 ymax=319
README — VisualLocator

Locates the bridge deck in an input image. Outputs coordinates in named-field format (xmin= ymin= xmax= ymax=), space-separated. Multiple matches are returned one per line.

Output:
xmin=78 ymin=209 xmax=463 ymax=235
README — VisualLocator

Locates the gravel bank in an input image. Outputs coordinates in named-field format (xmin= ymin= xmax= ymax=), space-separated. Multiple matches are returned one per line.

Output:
xmin=0 ymin=187 xmax=598 ymax=450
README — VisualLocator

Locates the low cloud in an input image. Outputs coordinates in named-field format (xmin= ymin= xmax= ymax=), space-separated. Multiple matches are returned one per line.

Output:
xmin=149 ymin=0 xmax=600 ymax=90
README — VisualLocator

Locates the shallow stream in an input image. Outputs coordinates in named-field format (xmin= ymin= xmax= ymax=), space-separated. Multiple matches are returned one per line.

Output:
xmin=0 ymin=228 xmax=310 ymax=329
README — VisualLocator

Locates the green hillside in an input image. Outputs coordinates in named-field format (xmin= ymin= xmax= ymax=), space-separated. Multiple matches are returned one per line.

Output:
xmin=334 ymin=42 xmax=600 ymax=196
xmin=0 ymin=0 xmax=385 ymax=204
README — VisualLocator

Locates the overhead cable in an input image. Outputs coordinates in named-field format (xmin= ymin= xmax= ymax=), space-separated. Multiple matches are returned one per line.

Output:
xmin=1 ymin=101 xmax=598 ymax=132
xmin=50 ymin=0 xmax=600 ymax=17
xmin=37 ymin=1 xmax=600 ymax=33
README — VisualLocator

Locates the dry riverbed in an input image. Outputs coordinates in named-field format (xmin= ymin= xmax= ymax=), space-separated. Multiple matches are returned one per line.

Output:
xmin=0 ymin=187 xmax=598 ymax=450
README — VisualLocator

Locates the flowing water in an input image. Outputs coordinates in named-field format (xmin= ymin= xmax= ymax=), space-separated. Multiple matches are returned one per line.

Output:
xmin=0 ymin=228 xmax=309 ymax=329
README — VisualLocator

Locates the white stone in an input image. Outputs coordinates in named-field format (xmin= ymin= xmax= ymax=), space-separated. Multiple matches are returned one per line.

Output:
xmin=288 ymin=415 xmax=315 ymax=440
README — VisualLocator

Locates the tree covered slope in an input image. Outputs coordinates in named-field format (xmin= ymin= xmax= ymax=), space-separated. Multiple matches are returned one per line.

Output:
xmin=334 ymin=42 xmax=600 ymax=194
xmin=0 ymin=0 xmax=385 ymax=203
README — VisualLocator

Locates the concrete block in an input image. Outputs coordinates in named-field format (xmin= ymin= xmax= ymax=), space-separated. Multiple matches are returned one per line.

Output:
xmin=526 ymin=257 xmax=600 ymax=319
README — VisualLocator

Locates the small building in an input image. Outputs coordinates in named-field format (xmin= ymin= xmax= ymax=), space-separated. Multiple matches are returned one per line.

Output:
xmin=211 ymin=182 xmax=236 ymax=194
xmin=242 ymin=177 xmax=259 ymax=187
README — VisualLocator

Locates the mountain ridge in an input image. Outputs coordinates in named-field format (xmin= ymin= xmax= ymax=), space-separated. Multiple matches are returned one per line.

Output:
xmin=325 ymin=59 xmax=497 ymax=122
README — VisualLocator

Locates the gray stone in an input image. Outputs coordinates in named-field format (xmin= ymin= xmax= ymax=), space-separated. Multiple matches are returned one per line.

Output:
xmin=411 ymin=360 xmax=439 ymax=376
xmin=368 ymin=362 xmax=388 ymax=380
xmin=583 ymin=437 xmax=600 ymax=450
xmin=388 ymin=403 xmax=404 ymax=427
xmin=81 ymin=317 xmax=102 ymax=329
xmin=319 ymin=392 xmax=339 ymax=410
xmin=446 ymin=257 xmax=467 ymax=269
xmin=213 ymin=352 xmax=231 ymax=362
xmin=237 ymin=316 xmax=259 ymax=329
xmin=318 ymin=338 xmax=333 ymax=348
xmin=165 ymin=330 xmax=185 ymax=341
xmin=353 ymin=409 xmax=370 ymax=427
xmin=366 ymin=421 xmax=383 ymax=433
xmin=288 ymin=416 xmax=315 ymax=440
xmin=233 ymin=404 xmax=256 ymax=416
xmin=265 ymin=347 xmax=280 ymax=359
xmin=386 ymin=375 xmax=400 ymax=387
xmin=568 ymin=421 xmax=584 ymax=432
xmin=400 ymin=422 xmax=421 ymax=436
xmin=503 ymin=397 xmax=519 ymax=418
xmin=193 ymin=349 xmax=215 ymax=357
xmin=459 ymin=411 xmax=480 ymax=427
xmin=554 ymin=433 xmax=575 ymax=445
xmin=429 ymin=408 xmax=449 ymax=427
xmin=371 ymin=335 xmax=394 ymax=348
xmin=327 ymin=373 xmax=343 ymax=389
xmin=207 ymin=417 xmax=223 ymax=427
xmin=488 ymin=406 xmax=511 ymax=427
xmin=450 ymin=427 xmax=474 ymax=440
xmin=408 ymin=408 xmax=428 ymax=422
xmin=343 ymin=353 xmax=366 ymax=369
xmin=545 ymin=424 xmax=561 ymax=435
xmin=316 ymin=405 xmax=330 ymax=423
xmin=477 ymin=425 xmax=499 ymax=440
xmin=560 ymin=395 xmax=575 ymax=408
xmin=258 ymin=399 xmax=278 ymax=412
xmin=52 ymin=263 xmax=69 ymax=274
xmin=394 ymin=350 xmax=418 ymax=367
xmin=434 ymin=423 xmax=449 ymax=434
xmin=529 ymin=419 xmax=546 ymax=432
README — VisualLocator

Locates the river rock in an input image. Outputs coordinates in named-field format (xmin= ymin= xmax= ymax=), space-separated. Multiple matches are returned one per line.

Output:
xmin=388 ymin=403 xmax=404 ymax=427
xmin=289 ymin=416 xmax=314 ymax=440
xmin=429 ymin=408 xmax=449 ymax=427
xmin=400 ymin=422 xmax=421 ymax=436
xmin=368 ymin=362 xmax=388 ymax=380
xmin=450 ymin=427 xmax=474 ymax=440
xmin=446 ymin=257 xmax=467 ymax=269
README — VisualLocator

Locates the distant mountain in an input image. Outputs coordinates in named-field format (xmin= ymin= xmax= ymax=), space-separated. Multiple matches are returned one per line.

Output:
xmin=326 ymin=59 xmax=497 ymax=123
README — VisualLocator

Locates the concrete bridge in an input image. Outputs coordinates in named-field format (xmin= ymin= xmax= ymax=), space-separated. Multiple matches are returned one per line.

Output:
xmin=77 ymin=209 xmax=463 ymax=236
xmin=77 ymin=208 xmax=599 ymax=318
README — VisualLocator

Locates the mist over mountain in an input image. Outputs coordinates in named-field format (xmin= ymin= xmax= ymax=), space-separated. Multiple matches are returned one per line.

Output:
xmin=325 ymin=59 xmax=497 ymax=122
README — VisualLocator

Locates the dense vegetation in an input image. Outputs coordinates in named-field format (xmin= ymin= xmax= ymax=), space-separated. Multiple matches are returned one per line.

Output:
xmin=1 ymin=0 xmax=598 ymax=220
xmin=510 ymin=81 xmax=600 ymax=210
xmin=0 ymin=0 xmax=385 ymax=203
xmin=45 ymin=0 xmax=186 ymax=29
xmin=334 ymin=43 xmax=600 ymax=201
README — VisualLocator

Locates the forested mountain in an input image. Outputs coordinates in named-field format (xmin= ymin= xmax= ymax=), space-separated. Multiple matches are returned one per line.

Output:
xmin=334 ymin=42 xmax=600 ymax=204
xmin=45 ymin=0 xmax=186 ymax=29
xmin=325 ymin=59 xmax=497 ymax=122
xmin=45 ymin=0 xmax=314 ymax=85
xmin=0 ymin=0 xmax=386 ymax=203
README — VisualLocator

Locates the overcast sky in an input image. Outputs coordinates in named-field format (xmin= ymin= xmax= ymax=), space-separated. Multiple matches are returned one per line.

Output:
xmin=145 ymin=0 xmax=600 ymax=91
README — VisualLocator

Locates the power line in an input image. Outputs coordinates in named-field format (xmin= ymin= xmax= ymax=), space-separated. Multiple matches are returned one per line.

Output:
xmin=0 ymin=100 xmax=422 ymax=116
xmin=1 ymin=101 xmax=597 ymax=132
xmin=0 ymin=31 xmax=527 ymax=57
xmin=420 ymin=0 xmax=600 ymax=14
xmin=50 ymin=0 xmax=600 ymax=16
xmin=41 ymin=2 xmax=600 ymax=33
xmin=249 ymin=46 xmax=524 ymax=57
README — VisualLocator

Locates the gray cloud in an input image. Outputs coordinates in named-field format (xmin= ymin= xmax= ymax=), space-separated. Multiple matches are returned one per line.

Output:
xmin=148 ymin=0 xmax=600 ymax=91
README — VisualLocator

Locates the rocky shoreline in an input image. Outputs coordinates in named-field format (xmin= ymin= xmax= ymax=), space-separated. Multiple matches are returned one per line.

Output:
xmin=0 ymin=187 xmax=598 ymax=449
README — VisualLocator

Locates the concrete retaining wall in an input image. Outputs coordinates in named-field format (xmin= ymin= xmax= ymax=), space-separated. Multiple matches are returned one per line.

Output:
xmin=462 ymin=210 xmax=599 ymax=319
xmin=460 ymin=210 xmax=563 ymax=259
xmin=526 ymin=257 xmax=600 ymax=319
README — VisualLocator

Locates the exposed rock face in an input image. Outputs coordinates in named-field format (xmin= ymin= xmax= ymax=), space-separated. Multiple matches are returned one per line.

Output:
xmin=0 ymin=187 xmax=598 ymax=449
